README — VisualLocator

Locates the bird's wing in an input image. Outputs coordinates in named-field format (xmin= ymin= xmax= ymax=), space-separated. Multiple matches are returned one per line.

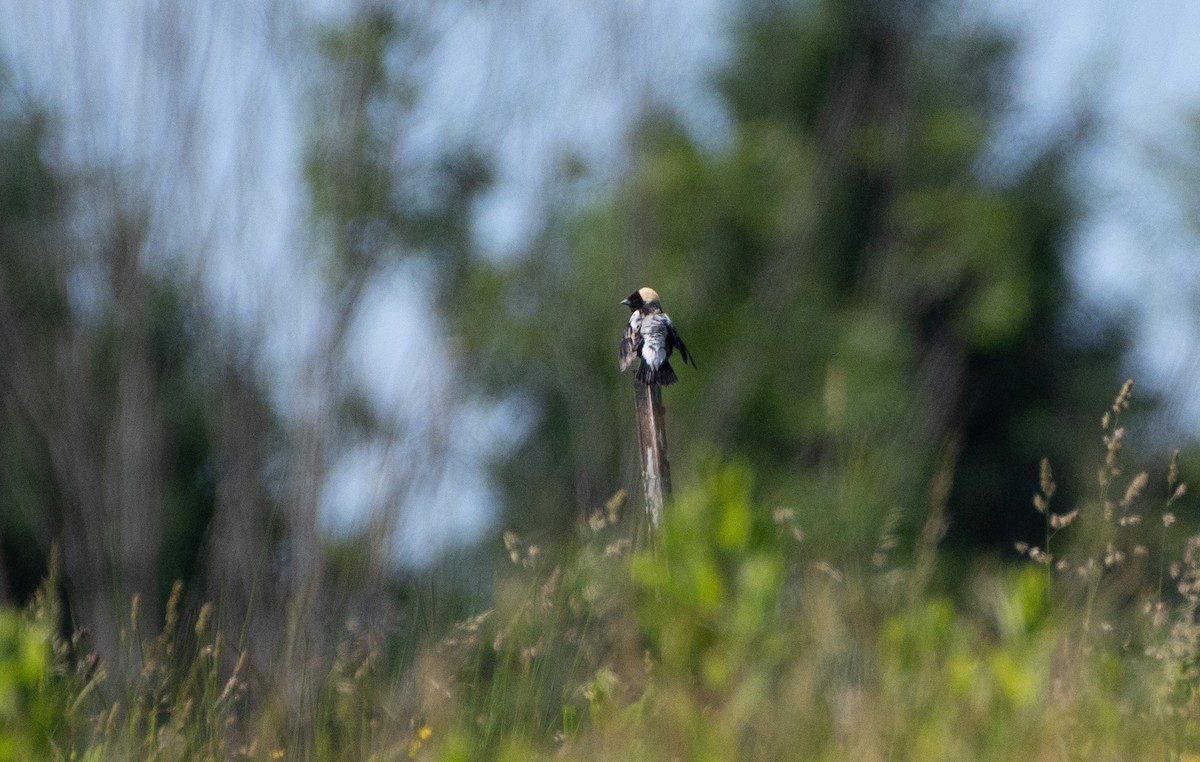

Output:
xmin=666 ymin=318 xmax=696 ymax=367
xmin=619 ymin=318 xmax=643 ymax=372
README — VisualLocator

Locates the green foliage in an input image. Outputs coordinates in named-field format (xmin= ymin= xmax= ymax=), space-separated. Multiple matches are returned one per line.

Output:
xmin=0 ymin=66 xmax=250 ymax=640
xmin=0 ymin=1 xmax=1194 ymax=760
xmin=875 ymin=569 xmax=1057 ymax=759
xmin=305 ymin=8 xmax=490 ymax=299
xmin=631 ymin=463 xmax=785 ymax=690
xmin=443 ymin=0 xmax=1132 ymax=559
xmin=0 ymin=610 xmax=55 ymax=761
xmin=440 ymin=408 xmax=1194 ymax=760
xmin=3 ymin=391 xmax=1200 ymax=759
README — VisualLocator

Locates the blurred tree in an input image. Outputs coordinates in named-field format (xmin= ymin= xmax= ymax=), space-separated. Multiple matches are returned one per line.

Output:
xmin=0 ymin=95 xmax=190 ymax=659
xmin=0 ymin=0 xmax=498 ymax=687
xmin=295 ymin=6 xmax=494 ymax=643
xmin=0 ymin=103 xmax=61 ymax=605
xmin=0 ymin=73 xmax=288 ymax=675
xmin=0 ymin=2 xmax=494 ymax=690
xmin=449 ymin=0 xmax=1131 ymax=560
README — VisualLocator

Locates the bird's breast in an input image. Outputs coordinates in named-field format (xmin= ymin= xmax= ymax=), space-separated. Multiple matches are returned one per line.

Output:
xmin=639 ymin=316 xmax=670 ymax=367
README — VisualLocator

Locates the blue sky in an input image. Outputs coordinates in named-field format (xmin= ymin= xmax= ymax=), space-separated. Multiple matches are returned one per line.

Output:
xmin=2 ymin=0 xmax=1199 ymax=563
xmin=993 ymin=0 xmax=1200 ymax=428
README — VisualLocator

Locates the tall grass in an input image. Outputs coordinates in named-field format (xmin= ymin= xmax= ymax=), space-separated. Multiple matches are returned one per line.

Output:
xmin=3 ymin=381 xmax=1200 ymax=759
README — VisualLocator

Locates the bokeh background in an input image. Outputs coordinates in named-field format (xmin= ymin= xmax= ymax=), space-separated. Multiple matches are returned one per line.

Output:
xmin=2 ymin=0 xmax=1200 ymax=687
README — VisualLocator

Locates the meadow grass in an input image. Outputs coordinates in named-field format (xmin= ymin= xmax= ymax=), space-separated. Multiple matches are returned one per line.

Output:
xmin=3 ymin=381 xmax=1200 ymax=760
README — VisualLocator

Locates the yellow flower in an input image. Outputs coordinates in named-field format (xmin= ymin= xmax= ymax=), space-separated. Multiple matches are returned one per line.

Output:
xmin=418 ymin=725 xmax=433 ymax=741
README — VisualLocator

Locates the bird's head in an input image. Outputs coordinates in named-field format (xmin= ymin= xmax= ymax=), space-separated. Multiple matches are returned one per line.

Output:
xmin=620 ymin=287 xmax=660 ymax=311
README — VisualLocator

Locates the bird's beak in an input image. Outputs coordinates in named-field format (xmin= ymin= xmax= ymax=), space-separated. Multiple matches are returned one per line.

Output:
xmin=620 ymin=298 xmax=631 ymax=307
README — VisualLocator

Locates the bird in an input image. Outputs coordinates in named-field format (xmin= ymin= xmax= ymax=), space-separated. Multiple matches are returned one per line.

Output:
xmin=619 ymin=287 xmax=695 ymax=386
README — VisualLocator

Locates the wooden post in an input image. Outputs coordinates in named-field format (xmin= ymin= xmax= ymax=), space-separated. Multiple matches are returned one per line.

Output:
xmin=634 ymin=377 xmax=673 ymax=534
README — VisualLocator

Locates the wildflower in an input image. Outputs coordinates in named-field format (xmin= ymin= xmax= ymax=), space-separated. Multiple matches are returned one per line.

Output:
xmin=405 ymin=723 xmax=434 ymax=758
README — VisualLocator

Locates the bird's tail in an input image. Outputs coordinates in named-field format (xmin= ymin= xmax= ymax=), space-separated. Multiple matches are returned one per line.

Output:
xmin=637 ymin=360 xmax=677 ymax=386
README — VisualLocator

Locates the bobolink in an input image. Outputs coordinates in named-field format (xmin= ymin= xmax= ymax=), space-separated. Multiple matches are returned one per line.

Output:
xmin=619 ymin=287 xmax=695 ymax=386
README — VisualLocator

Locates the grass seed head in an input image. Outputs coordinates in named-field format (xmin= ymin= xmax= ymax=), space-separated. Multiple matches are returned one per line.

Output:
xmin=1039 ymin=458 xmax=1056 ymax=500
xmin=1122 ymin=472 xmax=1149 ymax=508
xmin=1113 ymin=379 xmax=1134 ymax=414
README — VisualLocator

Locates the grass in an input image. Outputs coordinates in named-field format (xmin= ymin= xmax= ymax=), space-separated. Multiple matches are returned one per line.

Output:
xmin=4 ymin=380 xmax=1200 ymax=760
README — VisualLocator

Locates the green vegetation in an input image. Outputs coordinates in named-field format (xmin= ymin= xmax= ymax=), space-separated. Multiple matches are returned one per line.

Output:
xmin=2 ymin=0 xmax=1200 ymax=759
xmin=3 ymin=385 xmax=1200 ymax=759
xmin=451 ymin=0 xmax=1131 ymax=558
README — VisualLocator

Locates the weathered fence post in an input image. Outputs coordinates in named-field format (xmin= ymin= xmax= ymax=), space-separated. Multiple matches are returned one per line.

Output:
xmin=634 ymin=376 xmax=672 ymax=535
